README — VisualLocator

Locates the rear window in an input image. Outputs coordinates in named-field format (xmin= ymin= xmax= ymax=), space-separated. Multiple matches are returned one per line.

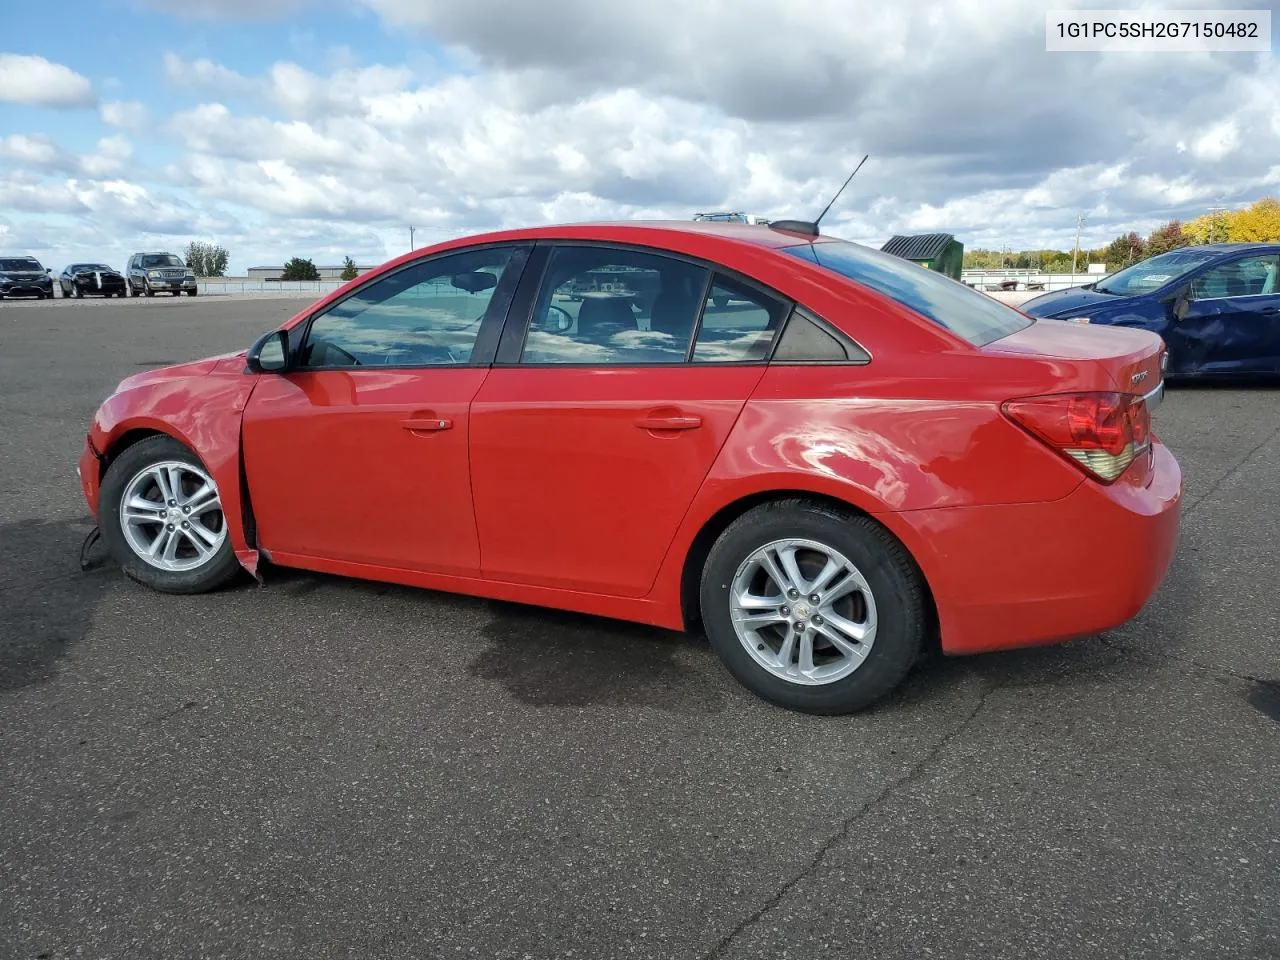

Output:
xmin=784 ymin=240 xmax=1031 ymax=346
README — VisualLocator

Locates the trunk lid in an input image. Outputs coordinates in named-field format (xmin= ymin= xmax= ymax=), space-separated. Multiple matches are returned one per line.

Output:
xmin=987 ymin=317 xmax=1165 ymax=399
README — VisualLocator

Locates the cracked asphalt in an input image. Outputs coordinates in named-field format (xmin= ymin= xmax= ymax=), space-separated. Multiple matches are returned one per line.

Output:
xmin=2 ymin=296 xmax=1278 ymax=960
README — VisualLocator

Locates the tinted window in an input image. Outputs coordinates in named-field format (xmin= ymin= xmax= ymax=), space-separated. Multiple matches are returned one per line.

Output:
xmin=785 ymin=240 xmax=1031 ymax=346
xmin=0 ymin=258 xmax=42 ymax=271
xmin=1094 ymin=248 xmax=1221 ymax=296
xmin=691 ymin=275 xmax=788 ymax=362
xmin=522 ymin=246 xmax=708 ymax=364
xmin=302 ymin=247 xmax=519 ymax=368
xmin=774 ymin=307 xmax=868 ymax=362
xmin=1190 ymin=255 xmax=1279 ymax=299
xmin=139 ymin=254 xmax=184 ymax=269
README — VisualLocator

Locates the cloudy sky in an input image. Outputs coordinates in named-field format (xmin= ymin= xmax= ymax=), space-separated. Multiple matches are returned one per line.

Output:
xmin=1 ymin=0 xmax=1277 ymax=274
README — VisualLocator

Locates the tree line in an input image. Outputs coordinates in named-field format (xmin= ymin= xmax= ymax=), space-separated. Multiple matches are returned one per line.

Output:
xmin=181 ymin=244 xmax=362 ymax=282
xmin=963 ymin=195 xmax=1280 ymax=273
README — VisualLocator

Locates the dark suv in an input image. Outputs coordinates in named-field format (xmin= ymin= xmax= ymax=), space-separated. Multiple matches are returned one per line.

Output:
xmin=127 ymin=252 xmax=198 ymax=297
xmin=0 ymin=256 xmax=55 ymax=300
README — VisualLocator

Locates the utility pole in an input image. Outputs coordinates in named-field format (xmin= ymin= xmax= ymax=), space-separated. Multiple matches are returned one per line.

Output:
xmin=1071 ymin=214 xmax=1086 ymax=276
xmin=409 ymin=225 xmax=416 ymax=250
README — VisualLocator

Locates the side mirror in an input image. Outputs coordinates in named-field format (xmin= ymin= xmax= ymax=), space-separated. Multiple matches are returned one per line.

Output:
xmin=46 ymin=268 xmax=52 ymax=275
xmin=246 ymin=329 xmax=291 ymax=374
xmin=1171 ymin=288 xmax=1192 ymax=321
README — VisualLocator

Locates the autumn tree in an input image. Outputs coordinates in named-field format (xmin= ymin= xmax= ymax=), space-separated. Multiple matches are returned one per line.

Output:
xmin=1144 ymin=220 xmax=1191 ymax=257
xmin=1102 ymin=232 xmax=1146 ymax=270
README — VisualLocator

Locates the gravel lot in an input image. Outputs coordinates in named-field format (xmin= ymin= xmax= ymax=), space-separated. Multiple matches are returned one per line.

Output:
xmin=2 ymin=295 xmax=1278 ymax=960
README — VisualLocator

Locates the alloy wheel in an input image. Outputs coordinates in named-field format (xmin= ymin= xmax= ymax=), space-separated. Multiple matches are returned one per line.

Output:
xmin=729 ymin=538 xmax=878 ymax=686
xmin=119 ymin=460 xmax=227 ymax=571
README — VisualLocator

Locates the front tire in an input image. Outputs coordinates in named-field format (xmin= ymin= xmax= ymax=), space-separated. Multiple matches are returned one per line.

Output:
xmin=144 ymin=282 xmax=155 ymax=297
xmin=186 ymin=288 xmax=198 ymax=297
xmin=98 ymin=435 xmax=242 ymax=594
xmin=699 ymin=500 xmax=927 ymax=714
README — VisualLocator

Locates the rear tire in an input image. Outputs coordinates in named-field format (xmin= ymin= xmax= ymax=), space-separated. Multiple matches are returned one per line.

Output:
xmin=98 ymin=435 xmax=242 ymax=594
xmin=186 ymin=289 xmax=198 ymax=297
xmin=699 ymin=499 xmax=927 ymax=714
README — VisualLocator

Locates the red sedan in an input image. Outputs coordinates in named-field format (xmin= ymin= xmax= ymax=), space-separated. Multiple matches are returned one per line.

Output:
xmin=78 ymin=221 xmax=1181 ymax=714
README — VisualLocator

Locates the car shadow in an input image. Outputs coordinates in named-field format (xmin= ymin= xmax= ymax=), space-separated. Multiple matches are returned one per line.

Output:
xmin=0 ymin=517 xmax=118 ymax=692
xmin=261 ymin=566 xmax=729 ymax=716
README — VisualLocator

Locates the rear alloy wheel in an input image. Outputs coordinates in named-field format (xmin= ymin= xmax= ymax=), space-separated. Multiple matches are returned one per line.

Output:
xmin=98 ymin=436 xmax=241 ymax=593
xmin=700 ymin=500 xmax=927 ymax=714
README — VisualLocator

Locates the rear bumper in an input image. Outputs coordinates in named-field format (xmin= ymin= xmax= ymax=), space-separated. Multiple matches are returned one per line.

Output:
xmin=895 ymin=442 xmax=1182 ymax=655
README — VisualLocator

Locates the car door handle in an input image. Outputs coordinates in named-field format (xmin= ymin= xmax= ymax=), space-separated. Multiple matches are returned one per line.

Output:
xmin=636 ymin=414 xmax=702 ymax=431
xmin=401 ymin=417 xmax=452 ymax=432
xmin=1260 ymin=306 xmax=1279 ymax=314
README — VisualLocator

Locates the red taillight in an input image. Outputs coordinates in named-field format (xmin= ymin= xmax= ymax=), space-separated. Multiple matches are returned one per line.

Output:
xmin=1003 ymin=392 xmax=1150 ymax=483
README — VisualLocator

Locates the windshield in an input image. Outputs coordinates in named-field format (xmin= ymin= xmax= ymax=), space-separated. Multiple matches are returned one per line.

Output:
xmin=0 ymin=258 xmax=42 ymax=271
xmin=1094 ymin=249 xmax=1220 ymax=296
xmin=140 ymin=254 xmax=185 ymax=268
xmin=784 ymin=239 xmax=1031 ymax=346
xmin=72 ymin=264 xmax=111 ymax=272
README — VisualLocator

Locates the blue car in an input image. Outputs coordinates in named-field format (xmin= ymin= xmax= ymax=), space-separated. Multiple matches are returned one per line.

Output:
xmin=1020 ymin=243 xmax=1280 ymax=378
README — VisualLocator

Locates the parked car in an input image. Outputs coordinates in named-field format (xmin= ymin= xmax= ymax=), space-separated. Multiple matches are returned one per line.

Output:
xmin=78 ymin=220 xmax=1181 ymax=714
xmin=126 ymin=252 xmax=197 ymax=297
xmin=59 ymin=262 xmax=127 ymax=298
xmin=1020 ymin=243 xmax=1280 ymax=377
xmin=0 ymin=256 xmax=55 ymax=299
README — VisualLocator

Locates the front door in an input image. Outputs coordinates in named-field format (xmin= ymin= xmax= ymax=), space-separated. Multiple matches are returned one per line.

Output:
xmin=469 ymin=243 xmax=789 ymax=597
xmin=1171 ymin=254 xmax=1280 ymax=375
xmin=241 ymin=244 xmax=529 ymax=574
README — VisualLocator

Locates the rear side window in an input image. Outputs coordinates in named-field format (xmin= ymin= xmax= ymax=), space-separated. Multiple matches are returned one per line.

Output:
xmin=522 ymin=246 xmax=709 ymax=364
xmin=784 ymin=240 xmax=1032 ymax=346
xmin=774 ymin=307 xmax=869 ymax=362
xmin=691 ymin=275 xmax=789 ymax=363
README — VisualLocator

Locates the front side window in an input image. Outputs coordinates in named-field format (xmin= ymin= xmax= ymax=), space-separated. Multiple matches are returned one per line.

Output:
xmin=522 ymin=246 xmax=708 ymax=364
xmin=301 ymin=247 xmax=520 ymax=368
xmin=1190 ymin=255 xmax=1279 ymax=300
xmin=784 ymin=240 xmax=1031 ymax=346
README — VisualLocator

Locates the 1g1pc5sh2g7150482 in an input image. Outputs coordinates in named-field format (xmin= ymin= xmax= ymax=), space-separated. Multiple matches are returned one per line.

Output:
xmin=1046 ymin=9 xmax=1271 ymax=52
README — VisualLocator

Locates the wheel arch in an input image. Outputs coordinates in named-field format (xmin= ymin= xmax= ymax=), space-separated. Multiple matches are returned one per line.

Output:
xmin=676 ymin=489 xmax=940 ymax=653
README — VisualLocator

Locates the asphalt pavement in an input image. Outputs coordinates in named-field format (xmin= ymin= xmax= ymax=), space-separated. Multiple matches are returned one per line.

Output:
xmin=1 ymin=295 xmax=1277 ymax=960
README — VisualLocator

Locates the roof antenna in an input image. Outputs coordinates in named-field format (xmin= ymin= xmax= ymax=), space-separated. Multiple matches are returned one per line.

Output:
xmin=771 ymin=154 xmax=870 ymax=238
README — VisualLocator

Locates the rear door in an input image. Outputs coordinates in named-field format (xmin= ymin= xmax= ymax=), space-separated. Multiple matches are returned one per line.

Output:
xmin=1171 ymin=253 xmax=1280 ymax=374
xmin=241 ymin=244 xmax=529 ymax=575
xmin=468 ymin=243 xmax=789 ymax=597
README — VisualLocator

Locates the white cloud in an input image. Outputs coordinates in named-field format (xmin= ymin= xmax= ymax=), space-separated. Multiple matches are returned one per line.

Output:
xmin=0 ymin=134 xmax=65 ymax=167
xmin=0 ymin=54 xmax=95 ymax=108
xmin=101 ymin=100 xmax=148 ymax=129
xmin=7 ymin=1 xmax=1280 ymax=273
xmin=162 ymin=52 xmax=256 ymax=93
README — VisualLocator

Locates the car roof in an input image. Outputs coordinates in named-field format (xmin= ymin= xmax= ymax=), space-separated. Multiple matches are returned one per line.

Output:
xmin=1179 ymin=242 xmax=1280 ymax=253
xmin=442 ymin=220 xmax=814 ymax=251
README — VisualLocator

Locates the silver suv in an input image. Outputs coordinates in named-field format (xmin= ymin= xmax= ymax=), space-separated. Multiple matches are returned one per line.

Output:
xmin=127 ymin=252 xmax=197 ymax=297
